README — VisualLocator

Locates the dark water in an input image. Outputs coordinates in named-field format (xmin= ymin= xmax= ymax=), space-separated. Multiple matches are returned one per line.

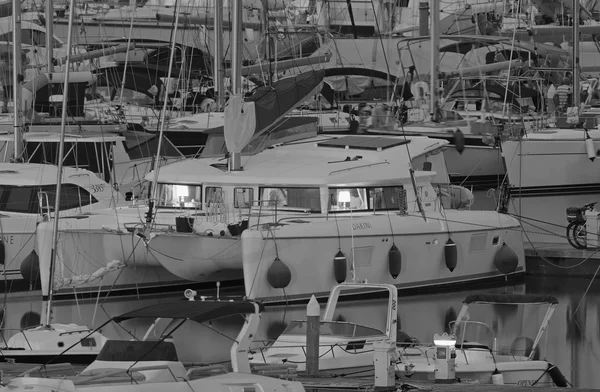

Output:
xmin=2 ymin=275 xmax=599 ymax=388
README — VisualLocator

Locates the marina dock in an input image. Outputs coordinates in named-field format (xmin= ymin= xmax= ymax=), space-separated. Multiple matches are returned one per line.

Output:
xmin=525 ymin=242 xmax=600 ymax=277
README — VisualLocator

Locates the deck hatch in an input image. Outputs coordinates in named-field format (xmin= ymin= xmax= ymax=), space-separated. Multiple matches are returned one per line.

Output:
xmin=317 ymin=136 xmax=410 ymax=151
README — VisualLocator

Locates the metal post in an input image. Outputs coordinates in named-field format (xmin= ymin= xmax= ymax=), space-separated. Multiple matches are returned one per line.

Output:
xmin=306 ymin=295 xmax=321 ymax=375
xmin=229 ymin=0 xmax=242 ymax=171
xmin=46 ymin=0 xmax=54 ymax=72
xmin=573 ymin=0 xmax=580 ymax=109
xmin=429 ymin=0 xmax=440 ymax=122
xmin=214 ymin=0 xmax=224 ymax=110
xmin=12 ymin=0 xmax=23 ymax=161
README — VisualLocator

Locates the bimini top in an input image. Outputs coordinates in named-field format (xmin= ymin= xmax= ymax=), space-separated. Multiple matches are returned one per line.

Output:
xmin=113 ymin=300 xmax=264 ymax=323
xmin=464 ymin=293 xmax=559 ymax=305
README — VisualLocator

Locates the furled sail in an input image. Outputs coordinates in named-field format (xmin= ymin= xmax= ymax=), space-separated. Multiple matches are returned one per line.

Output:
xmin=224 ymin=69 xmax=324 ymax=154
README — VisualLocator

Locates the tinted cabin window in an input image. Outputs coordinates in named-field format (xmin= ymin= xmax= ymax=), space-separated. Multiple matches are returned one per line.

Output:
xmin=0 ymin=184 xmax=98 ymax=213
xmin=96 ymin=340 xmax=178 ymax=362
xmin=234 ymin=188 xmax=253 ymax=208
xmin=124 ymin=133 xmax=181 ymax=159
xmin=259 ymin=187 xmax=320 ymax=212
xmin=328 ymin=186 xmax=405 ymax=212
xmin=39 ymin=184 xmax=98 ymax=211
xmin=4 ymin=186 xmax=34 ymax=213
xmin=81 ymin=338 xmax=97 ymax=347
xmin=206 ymin=187 xmax=224 ymax=205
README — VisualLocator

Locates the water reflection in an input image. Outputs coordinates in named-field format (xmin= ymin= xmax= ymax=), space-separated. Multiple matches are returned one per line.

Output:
xmin=2 ymin=276 xmax=599 ymax=388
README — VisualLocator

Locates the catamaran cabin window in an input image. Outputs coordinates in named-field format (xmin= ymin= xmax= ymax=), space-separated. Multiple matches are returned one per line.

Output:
xmin=157 ymin=184 xmax=201 ymax=208
xmin=234 ymin=188 xmax=253 ymax=208
xmin=0 ymin=184 xmax=98 ymax=214
xmin=369 ymin=187 xmax=405 ymax=210
xmin=205 ymin=187 xmax=224 ymax=205
xmin=259 ymin=187 xmax=320 ymax=212
xmin=329 ymin=186 xmax=405 ymax=212
xmin=44 ymin=184 xmax=99 ymax=211
xmin=329 ymin=188 xmax=368 ymax=210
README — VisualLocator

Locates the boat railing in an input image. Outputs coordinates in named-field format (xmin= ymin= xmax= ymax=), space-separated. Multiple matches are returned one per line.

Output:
xmin=37 ymin=191 xmax=52 ymax=219
xmin=450 ymin=320 xmax=497 ymax=361
xmin=72 ymin=363 xmax=187 ymax=385
xmin=251 ymin=336 xmax=436 ymax=367
xmin=18 ymin=363 xmax=78 ymax=378
xmin=251 ymin=337 xmax=385 ymax=361
xmin=396 ymin=344 xmax=434 ymax=366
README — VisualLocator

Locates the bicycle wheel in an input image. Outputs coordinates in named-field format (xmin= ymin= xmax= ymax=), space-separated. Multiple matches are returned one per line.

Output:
xmin=572 ymin=221 xmax=588 ymax=249
xmin=566 ymin=221 xmax=581 ymax=249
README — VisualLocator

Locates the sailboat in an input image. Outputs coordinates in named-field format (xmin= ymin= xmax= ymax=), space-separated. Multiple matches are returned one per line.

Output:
xmin=499 ymin=0 xmax=600 ymax=246
xmin=0 ymin=0 xmax=108 ymax=364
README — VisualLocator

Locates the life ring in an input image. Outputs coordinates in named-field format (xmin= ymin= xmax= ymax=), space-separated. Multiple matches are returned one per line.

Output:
xmin=411 ymin=81 xmax=429 ymax=101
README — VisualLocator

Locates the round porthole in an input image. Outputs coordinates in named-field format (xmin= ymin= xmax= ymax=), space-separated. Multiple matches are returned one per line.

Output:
xmin=58 ymin=342 xmax=64 ymax=347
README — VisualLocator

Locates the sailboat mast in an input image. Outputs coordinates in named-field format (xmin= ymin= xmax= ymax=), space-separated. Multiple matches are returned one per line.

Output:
xmin=46 ymin=0 xmax=76 ymax=326
xmin=12 ymin=0 xmax=23 ymax=161
xmin=573 ymin=0 xmax=580 ymax=108
xmin=229 ymin=0 xmax=242 ymax=171
xmin=214 ymin=0 xmax=224 ymax=110
xmin=46 ymin=0 xmax=54 ymax=72
xmin=429 ymin=0 xmax=440 ymax=122
xmin=146 ymin=0 xmax=182 ymax=224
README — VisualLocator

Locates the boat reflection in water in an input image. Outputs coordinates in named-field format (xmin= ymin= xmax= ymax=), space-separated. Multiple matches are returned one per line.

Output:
xmin=2 ymin=276 xmax=599 ymax=388
xmin=256 ymin=279 xmax=600 ymax=389
xmin=0 ymin=290 xmax=245 ymax=366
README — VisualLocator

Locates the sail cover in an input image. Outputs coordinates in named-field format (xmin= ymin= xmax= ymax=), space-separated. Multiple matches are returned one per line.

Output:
xmin=113 ymin=300 xmax=264 ymax=323
xmin=224 ymin=69 xmax=324 ymax=154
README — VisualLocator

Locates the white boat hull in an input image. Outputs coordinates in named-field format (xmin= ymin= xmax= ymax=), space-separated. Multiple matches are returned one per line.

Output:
xmin=47 ymin=209 xmax=245 ymax=297
xmin=242 ymin=210 xmax=525 ymax=303
xmin=371 ymin=128 xmax=504 ymax=189
xmin=502 ymin=129 xmax=600 ymax=244
xmin=397 ymin=360 xmax=558 ymax=387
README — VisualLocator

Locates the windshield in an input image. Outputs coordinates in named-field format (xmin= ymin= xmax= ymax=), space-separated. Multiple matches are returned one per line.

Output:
xmin=281 ymin=321 xmax=384 ymax=338
xmin=96 ymin=340 xmax=178 ymax=362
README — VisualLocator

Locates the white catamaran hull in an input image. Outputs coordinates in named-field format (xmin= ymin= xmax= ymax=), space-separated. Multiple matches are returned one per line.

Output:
xmin=242 ymin=210 xmax=525 ymax=303
xmin=501 ymin=129 xmax=600 ymax=245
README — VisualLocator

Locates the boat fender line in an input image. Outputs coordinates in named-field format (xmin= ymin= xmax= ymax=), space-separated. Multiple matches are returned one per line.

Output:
xmin=585 ymin=129 xmax=596 ymax=162
xmin=388 ymin=244 xmax=401 ymax=278
xmin=547 ymin=363 xmax=569 ymax=388
xmin=267 ymin=257 xmax=292 ymax=289
xmin=20 ymin=250 xmax=40 ymax=284
xmin=444 ymin=238 xmax=458 ymax=272
xmin=453 ymin=129 xmax=465 ymax=154
xmin=491 ymin=368 xmax=504 ymax=385
xmin=333 ymin=250 xmax=347 ymax=283
xmin=494 ymin=243 xmax=519 ymax=275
